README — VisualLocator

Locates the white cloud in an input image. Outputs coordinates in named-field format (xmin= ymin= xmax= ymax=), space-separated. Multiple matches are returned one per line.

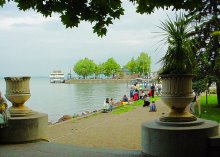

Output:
xmin=0 ymin=15 xmax=57 ymax=30
xmin=119 ymin=39 xmax=144 ymax=46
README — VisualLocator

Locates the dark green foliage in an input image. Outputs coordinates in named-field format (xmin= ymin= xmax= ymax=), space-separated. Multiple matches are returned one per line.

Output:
xmin=0 ymin=0 xmax=6 ymax=6
xmin=129 ymin=0 xmax=203 ymax=14
xmin=192 ymin=79 xmax=207 ymax=95
xmin=0 ymin=0 xmax=203 ymax=36
xmin=187 ymin=0 xmax=220 ymax=106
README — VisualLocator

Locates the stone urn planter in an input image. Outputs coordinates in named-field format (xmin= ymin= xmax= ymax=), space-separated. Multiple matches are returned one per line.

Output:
xmin=159 ymin=74 xmax=197 ymax=122
xmin=4 ymin=76 xmax=32 ymax=116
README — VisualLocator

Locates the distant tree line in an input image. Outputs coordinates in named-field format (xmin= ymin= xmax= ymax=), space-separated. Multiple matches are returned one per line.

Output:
xmin=73 ymin=52 xmax=151 ymax=79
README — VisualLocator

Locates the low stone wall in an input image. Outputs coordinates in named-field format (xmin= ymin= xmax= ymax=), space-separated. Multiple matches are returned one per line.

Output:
xmin=65 ymin=79 xmax=128 ymax=84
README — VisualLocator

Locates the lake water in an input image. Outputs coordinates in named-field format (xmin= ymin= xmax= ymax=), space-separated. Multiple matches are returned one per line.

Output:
xmin=0 ymin=77 xmax=129 ymax=123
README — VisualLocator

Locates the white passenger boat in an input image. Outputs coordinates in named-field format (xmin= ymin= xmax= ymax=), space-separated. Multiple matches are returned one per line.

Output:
xmin=50 ymin=70 xmax=65 ymax=83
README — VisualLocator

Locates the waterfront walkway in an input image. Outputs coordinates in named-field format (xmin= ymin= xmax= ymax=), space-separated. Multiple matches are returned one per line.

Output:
xmin=0 ymin=100 xmax=169 ymax=157
xmin=48 ymin=100 xmax=170 ymax=150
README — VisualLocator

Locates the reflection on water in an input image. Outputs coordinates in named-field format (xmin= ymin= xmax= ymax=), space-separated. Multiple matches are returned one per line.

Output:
xmin=0 ymin=77 xmax=129 ymax=123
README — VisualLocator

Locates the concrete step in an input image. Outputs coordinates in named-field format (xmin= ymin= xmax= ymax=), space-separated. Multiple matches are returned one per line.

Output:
xmin=0 ymin=141 xmax=147 ymax=157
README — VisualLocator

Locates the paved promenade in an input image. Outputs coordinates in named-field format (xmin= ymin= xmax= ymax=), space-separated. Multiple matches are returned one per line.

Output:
xmin=48 ymin=100 xmax=170 ymax=150
xmin=0 ymin=100 xmax=169 ymax=157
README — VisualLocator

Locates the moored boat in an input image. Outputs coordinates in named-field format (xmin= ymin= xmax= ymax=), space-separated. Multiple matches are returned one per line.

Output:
xmin=50 ymin=70 xmax=65 ymax=83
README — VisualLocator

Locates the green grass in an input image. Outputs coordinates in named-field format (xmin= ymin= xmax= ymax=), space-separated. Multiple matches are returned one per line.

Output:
xmin=112 ymin=105 xmax=135 ymax=114
xmin=195 ymin=95 xmax=220 ymax=123
xmin=113 ymin=96 xmax=161 ymax=114
xmin=200 ymin=95 xmax=218 ymax=106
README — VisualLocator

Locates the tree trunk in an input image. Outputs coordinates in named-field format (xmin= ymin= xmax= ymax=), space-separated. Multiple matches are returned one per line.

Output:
xmin=216 ymin=81 xmax=220 ymax=107
xmin=206 ymin=90 xmax=208 ymax=105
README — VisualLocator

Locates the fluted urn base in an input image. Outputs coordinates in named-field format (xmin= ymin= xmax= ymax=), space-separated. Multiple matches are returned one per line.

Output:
xmin=8 ymin=105 xmax=33 ymax=117
xmin=5 ymin=93 xmax=33 ymax=117
xmin=160 ymin=107 xmax=197 ymax=122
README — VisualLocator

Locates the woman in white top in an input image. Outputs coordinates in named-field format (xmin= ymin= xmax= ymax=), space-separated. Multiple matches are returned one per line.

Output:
xmin=103 ymin=98 xmax=110 ymax=113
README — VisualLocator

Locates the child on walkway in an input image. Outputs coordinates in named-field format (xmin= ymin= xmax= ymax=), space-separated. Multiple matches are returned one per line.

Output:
xmin=149 ymin=101 xmax=156 ymax=112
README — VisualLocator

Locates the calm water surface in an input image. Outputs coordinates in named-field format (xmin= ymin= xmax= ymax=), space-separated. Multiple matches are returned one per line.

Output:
xmin=0 ymin=77 xmax=129 ymax=123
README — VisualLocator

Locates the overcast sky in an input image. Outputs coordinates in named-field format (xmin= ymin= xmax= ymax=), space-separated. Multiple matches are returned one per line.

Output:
xmin=0 ymin=1 xmax=178 ymax=77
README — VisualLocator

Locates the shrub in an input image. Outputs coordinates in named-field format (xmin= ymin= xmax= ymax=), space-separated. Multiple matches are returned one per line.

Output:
xmin=209 ymin=87 xmax=217 ymax=94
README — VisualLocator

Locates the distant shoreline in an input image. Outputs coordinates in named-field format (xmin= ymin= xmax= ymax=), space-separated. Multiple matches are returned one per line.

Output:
xmin=65 ymin=79 xmax=129 ymax=84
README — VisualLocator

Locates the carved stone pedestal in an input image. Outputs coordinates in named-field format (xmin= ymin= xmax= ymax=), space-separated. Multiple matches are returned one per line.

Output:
xmin=0 ymin=112 xmax=48 ymax=143
xmin=141 ymin=119 xmax=219 ymax=157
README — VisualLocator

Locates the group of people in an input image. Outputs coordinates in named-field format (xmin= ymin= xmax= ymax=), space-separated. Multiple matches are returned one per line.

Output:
xmin=129 ymin=83 xmax=143 ymax=101
xmin=102 ymin=98 xmax=115 ymax=113
xmin=128 ymin=82 xmax=157 ymax=112
xmin=143 ymin=93 xmax=156 ymax=112
xmin=102 ymin=94 xmax=132 ymax=112
xmin=129 ymin=83 xmax=159 ymax=100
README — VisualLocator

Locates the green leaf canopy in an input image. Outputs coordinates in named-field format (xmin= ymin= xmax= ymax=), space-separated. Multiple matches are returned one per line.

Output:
xmin=73 ymin=57 xmax=96 ymax=78
xmin=0 ymin=0 xmax=203 ymax=36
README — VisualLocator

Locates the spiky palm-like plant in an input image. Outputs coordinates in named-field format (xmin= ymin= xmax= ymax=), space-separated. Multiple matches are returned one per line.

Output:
xmin=159 ymin=14 xmax=196 ymax=75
